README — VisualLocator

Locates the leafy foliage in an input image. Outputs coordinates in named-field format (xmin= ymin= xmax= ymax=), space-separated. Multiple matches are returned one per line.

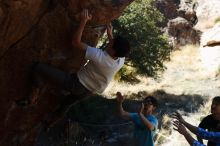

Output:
xmin=114 ymin=65 xmax=141 ymax=84
xmin=113 ymin=0 xmax=173 ymax=77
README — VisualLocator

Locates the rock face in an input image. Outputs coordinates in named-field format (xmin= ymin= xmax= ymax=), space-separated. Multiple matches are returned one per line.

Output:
xmin=155 ymin=0 xmax=200 ymax=46
xmin=167 ymin=17 xmax=200 ymax=45
xmin=154 ymin=0 xmax=180 ymax=26
xmin=0 ymin=0 xmax=133 ymax=146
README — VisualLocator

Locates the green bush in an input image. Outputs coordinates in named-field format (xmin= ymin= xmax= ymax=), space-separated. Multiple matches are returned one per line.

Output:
xmin=115 ymin=65 xmax=140 ymax=84
xmin=113 ymin=0 xmax=172 ymax=77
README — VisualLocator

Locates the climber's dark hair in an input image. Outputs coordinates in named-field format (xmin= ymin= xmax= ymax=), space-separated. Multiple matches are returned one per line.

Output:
xmin=112 ymin=35 xmax=130 ymax=57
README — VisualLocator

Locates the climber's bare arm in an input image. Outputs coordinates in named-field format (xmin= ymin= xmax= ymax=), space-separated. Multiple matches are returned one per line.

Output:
xmin=72 ymin=9 xmax=92 ymax=51
xmin=107 ymin=23 xmax=113 ymax=43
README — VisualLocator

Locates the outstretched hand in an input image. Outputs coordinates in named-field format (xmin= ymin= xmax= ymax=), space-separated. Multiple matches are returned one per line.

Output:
xmin=80 ymin=9 xmax=92 ymax=23
xmin=139 ymin=103 xmax=144 ymax=115
xmin=173 ymin=120 xmax=188 ymax=135
xmin=172 ymin=112 xmax=185 ymax=124
xmin=116 ymin=92 xmax=124 ymax=103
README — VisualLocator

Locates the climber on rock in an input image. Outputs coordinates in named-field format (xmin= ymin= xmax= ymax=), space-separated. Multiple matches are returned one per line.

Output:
xmin=15 ymin=9 xmax=130 ymax=127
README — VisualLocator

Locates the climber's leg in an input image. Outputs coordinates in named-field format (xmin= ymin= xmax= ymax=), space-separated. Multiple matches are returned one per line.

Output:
xmin=16 ymin=63 xmax=73 ymax=106
xmin=32 ymin=63 xmax=72 ymax=89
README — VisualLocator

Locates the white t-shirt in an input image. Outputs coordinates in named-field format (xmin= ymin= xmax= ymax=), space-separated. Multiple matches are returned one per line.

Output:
xmin=77 ymin=46 xmax=125 ymax=93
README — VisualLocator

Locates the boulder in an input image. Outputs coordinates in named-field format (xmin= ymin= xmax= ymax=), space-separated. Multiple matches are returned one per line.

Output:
xmin=0 ymin=0 xmax=133 ymax=146
xmin=155 ymin=0 xmax=199 ymax=46
xmin=154 ymin=0 xmax=180 ymax=27
xmin=167 ymin=17 xmax=201 ymax=46
xmin=178 ymin=0 xmax=198 ymax=25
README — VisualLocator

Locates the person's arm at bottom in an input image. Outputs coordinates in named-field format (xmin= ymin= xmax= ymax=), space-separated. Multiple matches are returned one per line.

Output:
xmin=192 ymin=140 xmax=206 ymax=146
xmin=173 ymin=112 xmax=198 ymax=134
xmin=173 ymin=120 xmax=205 ymax=146
xmin=182 ymin=131 xmax=205 ymax=146
xmin=197 ymin=136 xmax=204 ymax=144
xmin=196 ymin=128 xmax=220 ymax=141
xmin=183 ymin=131 xmax=196 ymax=146
xmin=182 ymin=120 xmax=199 ymax=135
xmin=173 ymin=112 xmax=220 ymax=141
xmin=197 ymin=121 xmax=206 ymax=144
